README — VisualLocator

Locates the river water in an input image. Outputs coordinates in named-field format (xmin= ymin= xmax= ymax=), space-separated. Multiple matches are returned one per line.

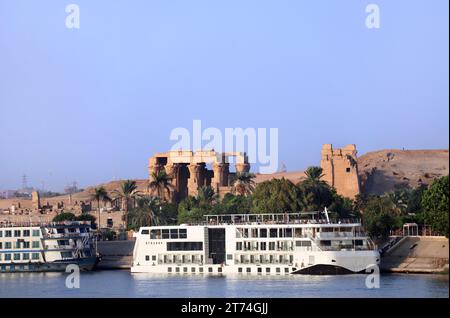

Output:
xmin=0 ymin=271 xmax=448 ymax=298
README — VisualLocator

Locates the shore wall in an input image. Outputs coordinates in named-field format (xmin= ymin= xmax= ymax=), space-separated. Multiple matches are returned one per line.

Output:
xmin=96 ymin=240 xmax=135 ymax=269
xmin=381 ymin=236 xmax=449 ymax=273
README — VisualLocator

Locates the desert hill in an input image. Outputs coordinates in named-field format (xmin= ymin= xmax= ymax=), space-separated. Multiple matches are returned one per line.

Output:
xmin=357 ymin=149 xmax=449 ymax=195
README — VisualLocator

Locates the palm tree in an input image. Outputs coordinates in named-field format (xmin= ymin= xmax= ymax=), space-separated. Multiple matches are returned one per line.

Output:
xmin=387 ymin=190 xmax=409 ymax=215
xmin=299 ymin=167 xmax=333 ymax=211
xmin=90 ymin=186 xmax=111 ymax=232
xmin=148 ymin=171 xmax=174 ymax=201
xmin=231 ymin=172 xmax=256 ymax=196
xmin=303 ymin=166 xmax=326 ymax=185
xmin=113 ymin=180 xmax=142 ymax=230
xmin=197 ymin=186 xmax=219 ymax=207
xmin=128 ymin=196 xmax=160 ymax=230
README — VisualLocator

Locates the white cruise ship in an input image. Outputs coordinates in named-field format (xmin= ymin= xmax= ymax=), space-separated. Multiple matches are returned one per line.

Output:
xmin=131 ymin=210 xmax=380 ymax=275
xmin=0 ymin=221 xmax=98 ymax=273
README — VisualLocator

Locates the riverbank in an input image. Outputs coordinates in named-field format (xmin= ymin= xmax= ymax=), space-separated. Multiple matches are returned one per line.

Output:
xmin=381 ymin=236 xmax=449 ymax=274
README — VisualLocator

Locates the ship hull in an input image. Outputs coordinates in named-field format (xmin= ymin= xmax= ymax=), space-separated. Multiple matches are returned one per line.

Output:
xmin=0 ymin=256 xmax=99 ymax=273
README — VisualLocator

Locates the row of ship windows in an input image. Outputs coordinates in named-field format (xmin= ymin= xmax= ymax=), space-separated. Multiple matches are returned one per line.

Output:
xmin=165 ymin=267 xmax=294 ymax=274
xmin=0 ymin=252 xmax=73 ymax=261
xmin=236 ymin=241 xmax=311 ymax=251
xmin=0 ymin=241 xmax=41 ymax=249
xmin=142 ymin=229 xmax=188 ymax=240
xmin=0 ymin=253 xmax=41 ymax=261
xmin=0 ymin=230 xmax=41 ymax=238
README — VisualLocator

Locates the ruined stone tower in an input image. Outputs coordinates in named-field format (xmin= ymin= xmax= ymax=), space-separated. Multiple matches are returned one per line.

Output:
xmin=31 ymin=191 xmax=41 ymax=210
xmin=320 ymin=144 xmax=360 ymax=200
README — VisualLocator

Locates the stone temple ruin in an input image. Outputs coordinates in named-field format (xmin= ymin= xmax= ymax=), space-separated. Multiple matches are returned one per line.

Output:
xmin=148 ymin=150 xmax=250 ymax=201
xmin=320 ymin=144 xmax=361 ymax=200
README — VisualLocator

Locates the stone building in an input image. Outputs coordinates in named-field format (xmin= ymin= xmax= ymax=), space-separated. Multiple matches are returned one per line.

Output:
xmin=148 ymin=150 xmax=250 ymax=201
xmin=320 ymin=144 xmax=361 ymax=200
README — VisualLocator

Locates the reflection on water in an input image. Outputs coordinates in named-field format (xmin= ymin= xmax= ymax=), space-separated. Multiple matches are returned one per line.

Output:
xmin=0 ymin=271 xmax=448 ymax=298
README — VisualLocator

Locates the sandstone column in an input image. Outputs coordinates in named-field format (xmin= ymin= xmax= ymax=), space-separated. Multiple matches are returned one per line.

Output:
xmin=188 ymin=164 xmax=201 ymax=197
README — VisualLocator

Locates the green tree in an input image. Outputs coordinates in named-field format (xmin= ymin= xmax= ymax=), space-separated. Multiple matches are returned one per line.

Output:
xmin=113 ymin=180 xmax=141 ymax=230
xmin=361 ymin=195 xmax=402 ymax=239
xmin=197 ymin=186 xmax=219 ymax=208
xmin=252 ymin=178 xmax=301 ymax=214
xmin=75 ymin=214 xmax=97 ymax=229
xmin=231 ymin=172 xmax=256 ymax=196
xmin=297 ymin=166 xmax=336 ymax=211
xmin=90 ymin=186 xmax=111 ymax=231
xmin=53 ymin=212 xmax=76 ymax=222
xmin=422 ymin=176 xmax=449 ymax=237
xmin=128 ymin=196 xmax=160 ymax=231
xmin=148 ymin=171 xmax=173 ymax=201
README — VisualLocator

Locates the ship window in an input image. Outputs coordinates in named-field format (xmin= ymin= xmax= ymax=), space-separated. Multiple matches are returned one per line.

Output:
xmin=246 ymin=268 xmax=251 ymax=273
xmin=170 ymin=229 xmax=179 ymax=239
xmin=175 ymin=267 xmax=180 ymax=273
xmin=227 ymin=254 xmax=233 ymax=260
xmin=61 ymin=252 xmax=72 ymax=259
xmin=238 ymin=267 xmax=242 ymax=273
xmin=355 ymin=240 xmax=364 ymax=246
xmin=145 ymin=256 xmax=150 ymax=261
xmin=236 ymin=242 xmax=243 ymax=250
xmin=285 ymin=268 xmax=289 ymax=273
xmin=168 ymin=267 xmax=172 ymax=273
xmin=218 ymin=267 xmax=222 ymax=273
xmin=269 ymin=229 xmax=277 ymax=238
xmin=58 ymin=240 xmax=69 ymax=246
xmin=266 ymin=268 xmax=270 ymax=273
xmin=251 ymin=228 xmax=258 ymax=238
xmin=276 ymin=268 xmax=281 ymax=273
xmin=57 ymin=228 xmax=65 ymax=234
xmin=152 ymin=256 xmax=156 ymax=261
xmin=179 ymin=229 xmax=187 ymax=239
xmin=32 ymin=241 xmax=40 ymax=248
xmin=5 ymin=230 xmax=12 ymax=237
xmin=260 ymin=242 xmax=267 ymax=251
xmin=32 ymin=253 xmax=39 ymax=260
xmin=321 ymin=240 xmax=331 ymax=246
xmin=14 ymin=253 xmax=20 ymax=260
xmin=22 ymin=253 xmax=30 ymax=260
xmin=257 ymin=267 xmax=262 ymax=273
xmin=191 ymin=267 xmax=195 ymax=273
xmin=14 ymin=230 xmax=21 ymax=237
xmin=5 ymin=254 xmax=11 ymax=261
xmin=285 ymin=228 xmax=293 ymax=238
xmin=183 ymin=267 xmax=187 ymax=273
xmin=32 ymin=230 xmax=40 ymax=237
xmin=260 ymin=229 xmax=267 ymax=238
xmin=199 ymin=267 xmax=203 ymax=273
xmin=269 ymin=242 xmax=275 ymax=250
xmin=15 ymin=242 xmax=21 ymax=249
xmin=346 ymin=168 xmax=351 ymax=173
xmin=278 ymin=229 xmax=283 ymax=238
xmin=208 ymin=267 xmax=213 ymax=273
xmin=0 ymin=242 xmax=2 ymax=249
xmin=167 ymin=242 xmax=203 ymax=251
xmin=23 ymin=230 xmax=30 ymax=237
xmin=162 ymin=230 xmax=170 ymax=239
xmin=150 ymin=229 xmax=161 ymax=239
xmin=0 ymin=231 xmax=2 ymax=237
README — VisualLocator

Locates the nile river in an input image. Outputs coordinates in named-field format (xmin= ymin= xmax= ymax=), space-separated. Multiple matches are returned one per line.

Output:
xmin=0 ymin=271 xmax=448 ymax=298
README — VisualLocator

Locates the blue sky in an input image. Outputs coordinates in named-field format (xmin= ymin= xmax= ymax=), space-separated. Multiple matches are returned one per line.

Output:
xmin=0 ymin=0 xmax=448 ymax=191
